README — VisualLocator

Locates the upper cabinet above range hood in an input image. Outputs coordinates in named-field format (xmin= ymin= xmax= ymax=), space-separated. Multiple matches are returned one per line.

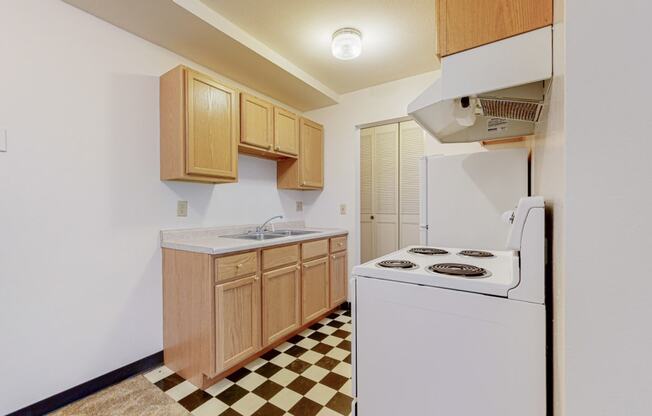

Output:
xmin=408 ymin=27 xmax=553 ymax=143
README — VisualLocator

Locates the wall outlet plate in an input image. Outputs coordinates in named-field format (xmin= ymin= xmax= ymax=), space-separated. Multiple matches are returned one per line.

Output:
xmin=296 ymin=201 xmax=303 ymax=212
xmin=177 ymin=200 xmax=188 ymax=217
xmin=0 ymin=129 xmax=7 ymax=152
xmin=340 ymin=204 xmax=347 ymax=215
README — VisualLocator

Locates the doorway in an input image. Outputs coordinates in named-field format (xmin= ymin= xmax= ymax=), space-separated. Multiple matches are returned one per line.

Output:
xmin=359 ymin=120 xmax=425 ymax=263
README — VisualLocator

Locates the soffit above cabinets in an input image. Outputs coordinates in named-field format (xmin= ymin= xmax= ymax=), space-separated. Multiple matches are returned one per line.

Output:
xmin=62 ymin=0 xmax=340 ymax=111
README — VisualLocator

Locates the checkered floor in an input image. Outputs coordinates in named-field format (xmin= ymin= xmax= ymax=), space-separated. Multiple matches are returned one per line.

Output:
xmin=145 ymin=309 xmax=353 ymax=416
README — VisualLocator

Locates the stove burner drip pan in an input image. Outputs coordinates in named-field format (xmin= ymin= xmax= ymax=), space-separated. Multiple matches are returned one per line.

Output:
xmin=408 ymin=247 xmax=449 ymax=255
xmin=427 ymin=263 xmax=489 ymax=278
xmin=458 ymin=250 xmax=495 ymax=258
xmin=376 ymin=260 xmax=419 ymax=270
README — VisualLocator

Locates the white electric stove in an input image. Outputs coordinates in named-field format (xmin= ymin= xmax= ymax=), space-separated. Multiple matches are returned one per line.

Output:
xmin=351 ymin=196 xmax=546 ymax=416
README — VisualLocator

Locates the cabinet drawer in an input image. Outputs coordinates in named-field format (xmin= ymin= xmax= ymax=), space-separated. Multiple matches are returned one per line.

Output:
xmin=262 ymin=244 xmax=299 ymax=270
xmin=302 ymin=239 xmax=329 ymax=260
xmin=330 ymin=236 xmax=347 ymax=253
xmin=215 ymin=251 xmax=258 ymax=282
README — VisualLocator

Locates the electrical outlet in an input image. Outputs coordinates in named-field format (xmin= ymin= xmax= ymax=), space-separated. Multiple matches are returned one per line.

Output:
xmin=177 ymin=200 xmax=188 ymax=217
xmin=340 ymin=204 xmax=347 ymax=215
xmin=296 ymin=201 xmax=303 ymax=212
xmin=0 ymin=129 xmax=7 ymax=152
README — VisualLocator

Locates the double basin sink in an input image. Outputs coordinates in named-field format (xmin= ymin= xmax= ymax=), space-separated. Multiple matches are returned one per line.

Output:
xmin=222 ymin=229 xmax=318 ymax=241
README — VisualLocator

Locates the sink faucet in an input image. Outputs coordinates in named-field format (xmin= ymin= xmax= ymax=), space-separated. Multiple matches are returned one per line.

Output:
xmin=255 ymin=215 xmax=284 ymax=233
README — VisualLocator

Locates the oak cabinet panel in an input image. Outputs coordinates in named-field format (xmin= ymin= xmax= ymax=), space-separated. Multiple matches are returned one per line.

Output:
xmin=215 ymin=275 xmax=261 ymax=373
xmin=302 ymin=239 xmax=329 ymax=261
xmin=329 ymin=251 xmax=348 ymax=308
xmin=301 ymin=256 xmax=330 ymax=324
xmin=277 ymin=117 xmax=324 ymax=190
xmin=262 ymin=264 xmax=301 ymax=346
xmin=436 ymin=0 xmax=553 ymax=57
xmin=160 ymin=65 xmax=238 ymax=183
xmin=274 ymin=107 xmax=299 ymax=156
xmin=240 ymin=93 xmax=274 ymax=150
xmin=215 ymin=251 xmax=258 ymax=283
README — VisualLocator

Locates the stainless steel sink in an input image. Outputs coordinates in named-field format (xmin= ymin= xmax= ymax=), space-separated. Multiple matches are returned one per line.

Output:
xmin=221 ymin=232 xmax=286 ymax=240
xmin=273 ymin=229 xmax=319 ymax=236
xmin=221 ymin=229 xmax=318 ymax=240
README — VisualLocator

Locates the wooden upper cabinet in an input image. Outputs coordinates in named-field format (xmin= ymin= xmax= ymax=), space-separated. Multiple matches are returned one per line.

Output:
xmin=277 ymin=117 xmax=324 ymax=190
xmin=240 ymin=93 xmax=274 ymax=151
xmin=160 ymin=66 xmax=238 ymax=183
xmin=436 ymin=0 xmax=553 ymax=57
xmin=274 ymin=107 xmax=299 ymax=156
xmin=215 ymin=275 xmax=261 ymax=373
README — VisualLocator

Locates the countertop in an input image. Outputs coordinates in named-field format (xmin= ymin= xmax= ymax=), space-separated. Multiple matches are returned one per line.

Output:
xmin=160 ymin=221 xmax=347 ymax=255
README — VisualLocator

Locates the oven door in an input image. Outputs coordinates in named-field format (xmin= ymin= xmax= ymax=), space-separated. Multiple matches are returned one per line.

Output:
xmin=353 ymin=276 xmax=545 ymax=416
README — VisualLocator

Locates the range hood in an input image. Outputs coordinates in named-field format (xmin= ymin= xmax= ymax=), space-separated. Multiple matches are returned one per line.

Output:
xmin=408 ymin=27 xmax=553 ymax=143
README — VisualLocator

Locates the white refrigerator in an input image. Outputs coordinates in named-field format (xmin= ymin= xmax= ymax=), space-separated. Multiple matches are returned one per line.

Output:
xmin=419 ymin=148 xmax=529 ymax=250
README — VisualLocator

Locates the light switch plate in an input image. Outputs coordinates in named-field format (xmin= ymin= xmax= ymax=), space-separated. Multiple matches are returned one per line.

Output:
xmin=340 ymin=204 xmax=347 ymax=215
xmin=296 ymin=201 xmax=303 ymax=212
xmin=177 ymin=200 xmax=188 ymax=217
xmin=0 ymin=129 xmax=7 ymax=152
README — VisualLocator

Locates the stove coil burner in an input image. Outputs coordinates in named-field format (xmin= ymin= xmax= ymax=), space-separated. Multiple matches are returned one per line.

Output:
xmin=458 ymin=250 xmax=495 ymax=258
xmin=376 ymin=260 xmax=419 ymax=270
xmin=427 ymin=263 xmax=489 ymax=278
xmin=408 ymin=247 xmax=449 ymax=255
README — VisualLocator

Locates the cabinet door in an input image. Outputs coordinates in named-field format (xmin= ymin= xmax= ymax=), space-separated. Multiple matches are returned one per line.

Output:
xmin=329 ymin=251 xmax=347 ymax=308
xmin=274 ymin=107 xmax=299 ymax=156
xmin=215 ymin=275 xmax=261 ymax=373
xmin=185 ymin=70 xmax=238 ymax=179
xmin=437 ymin=0 xmax=553 ymax=56
xmin=299 ymin=118 xmax=324 ymax=188
xmin=262 ymin=264 xmax=301 ymax=346
xmin=301 ymin=256 xmax=329 ymax=324
xmin=240 ymin=93 xmax=274 ymax=150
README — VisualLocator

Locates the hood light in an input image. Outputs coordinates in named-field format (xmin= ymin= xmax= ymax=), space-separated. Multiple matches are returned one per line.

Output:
xmin=331 ymin=28 xmax=362 ymax=60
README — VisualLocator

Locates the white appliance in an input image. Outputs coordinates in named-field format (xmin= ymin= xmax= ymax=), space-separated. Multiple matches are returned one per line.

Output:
xmin=419 ymin=148 xmax=529 ymax=249
xmin=407 ymin=27 xmax=552 ymax=143
xmin=351 ymin=196 xmax=546 ymax=416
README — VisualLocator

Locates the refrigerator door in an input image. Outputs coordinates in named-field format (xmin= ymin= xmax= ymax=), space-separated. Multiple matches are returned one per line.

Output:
xmin=423 ymin=148 xmax=528 ymax=250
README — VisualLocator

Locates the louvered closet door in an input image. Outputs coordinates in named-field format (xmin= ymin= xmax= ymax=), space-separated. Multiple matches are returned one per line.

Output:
xmin=399 ymin=120 xmax=425 ymax=247
xmin=372 ymin=124 xmax=399 ymax=258
xmin=360 ymin=128 xmax=375 ymax=263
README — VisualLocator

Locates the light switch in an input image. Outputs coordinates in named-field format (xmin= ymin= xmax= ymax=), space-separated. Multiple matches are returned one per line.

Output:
xmin=0 ymin=129 xmax=6 ymax=152
xmin=296 ymin=201 xmax=303 ymax=212
xmin=340 ymin=204 xmax=347 ymax=215
xmin=177 ymin=200 xmax=188 ymax=217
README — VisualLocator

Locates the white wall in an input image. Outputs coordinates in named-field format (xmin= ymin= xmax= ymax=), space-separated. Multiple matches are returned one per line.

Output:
xmin=303 ymin=72 xmax=481 ymax=269
xmin=565 ymin=0 xmax=652 ymax=414
xmin=531 ymin=0 xmax=565 ymax=413
xmin=0 ymin=1 xmax=304 ymax=413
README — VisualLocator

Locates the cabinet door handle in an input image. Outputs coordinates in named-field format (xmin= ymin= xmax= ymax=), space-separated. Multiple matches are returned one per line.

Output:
xmin=370 ymin=215 xmax=375 ymax=220
xmin=331 ymin=255 xmax=335 ymax=259
xmin=236 ymin=263 xmax=243 ymax=268
xmin=267 ymin=144 xmax=272 ymax=149
xmin=274 ymin=145 xmax=280 ymax=151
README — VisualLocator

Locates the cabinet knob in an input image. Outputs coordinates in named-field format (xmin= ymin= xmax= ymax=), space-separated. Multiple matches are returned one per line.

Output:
xmin=338 ymin=242 xmax=343 ymax=246
xmin=331 ymin=255 xmax=335 ymax=259
xmin=296 ymin=265 xmax=301 ymax=270
xmin=274 ymin=145 xmax=279 ymax=150
xmin=301 ymin=181 xmax=306 ymax=186
xmin=267 ymin=144 xmax=272 ymax=149
xmin=237 ymin=263 xmax=243 ymax=268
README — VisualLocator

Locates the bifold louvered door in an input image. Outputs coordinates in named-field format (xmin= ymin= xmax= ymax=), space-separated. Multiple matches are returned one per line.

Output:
xmin=399 ymin=121 xmax=425 ymax=247
xmin=360 ymin=121 xmax=424 ymax=261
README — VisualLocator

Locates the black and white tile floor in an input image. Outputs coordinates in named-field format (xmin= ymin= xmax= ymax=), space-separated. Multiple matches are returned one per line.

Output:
xmin=144 ymin=309 xmax=353 ymax=416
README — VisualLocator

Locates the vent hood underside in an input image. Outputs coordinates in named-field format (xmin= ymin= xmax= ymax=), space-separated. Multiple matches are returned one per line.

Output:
xmin=408 ymin=27 xmax=553 ymax=143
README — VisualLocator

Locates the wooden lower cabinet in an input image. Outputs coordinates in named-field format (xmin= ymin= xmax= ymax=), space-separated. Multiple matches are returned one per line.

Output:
xmin=215 ymin=275 xmax=261 ymax=373
xmin=262 ymin=264 xmax=301 ymax=345
xmin=329 ymin=251 xmax=348 ymax=308
xmin=301 ymin=256 xmax=330 ymax=324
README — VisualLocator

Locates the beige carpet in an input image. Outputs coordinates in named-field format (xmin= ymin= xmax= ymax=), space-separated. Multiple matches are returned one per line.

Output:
xmin=50 ymin=375 xmax=188 ymax=416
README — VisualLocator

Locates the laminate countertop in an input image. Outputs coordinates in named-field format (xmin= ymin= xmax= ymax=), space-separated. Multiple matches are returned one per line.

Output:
xmin=160 ymin=222 xmax=347 ymax=255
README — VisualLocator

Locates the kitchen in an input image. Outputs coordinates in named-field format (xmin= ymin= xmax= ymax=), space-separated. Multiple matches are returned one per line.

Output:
xmin=1 ymin=1 xmax=651 ymax=416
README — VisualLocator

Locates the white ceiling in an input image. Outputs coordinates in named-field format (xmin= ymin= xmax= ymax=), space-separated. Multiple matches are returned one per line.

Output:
xmin=201 ymin=0 xmax=440 ymax=94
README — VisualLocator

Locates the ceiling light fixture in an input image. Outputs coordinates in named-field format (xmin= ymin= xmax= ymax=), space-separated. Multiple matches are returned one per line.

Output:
xmin=331 ymin=28 xmax=362 ymax=60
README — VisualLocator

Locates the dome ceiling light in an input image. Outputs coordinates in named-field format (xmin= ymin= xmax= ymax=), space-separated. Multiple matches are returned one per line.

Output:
xmin=331 ymin=28 xmax=362 ymax=60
